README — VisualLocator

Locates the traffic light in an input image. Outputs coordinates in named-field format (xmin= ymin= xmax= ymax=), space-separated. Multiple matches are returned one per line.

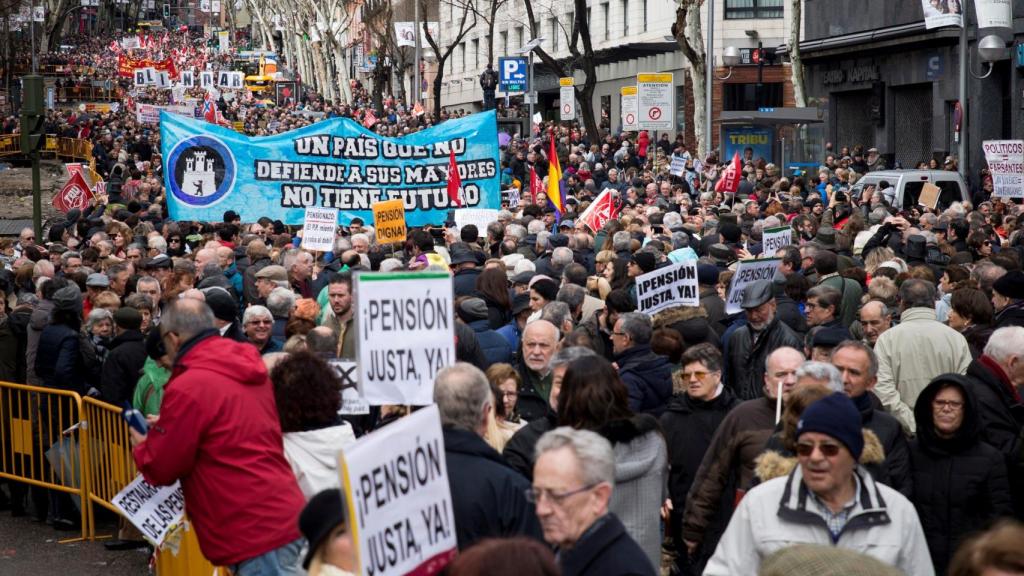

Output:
xmin=163 ymin=3 xmax=170 ymax=18
xmin=20 ymin=76 xmax=45 ymax=154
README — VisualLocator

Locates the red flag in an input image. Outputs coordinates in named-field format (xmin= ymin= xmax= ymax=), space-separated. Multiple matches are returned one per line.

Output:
xmin=447 ymin=150 xmax=463 ymax=208
xmin=529 ymin=167 xmax=542 ymax=205
xmin=715 ymin=152 xmax=742 ymax=194
xmin=363 ymin=110 xmax=378 ymax=128
xmin=579 ymin=188 xmax=619 ymax=232
xmin=52 ymin=172 xmax=94 ymax=213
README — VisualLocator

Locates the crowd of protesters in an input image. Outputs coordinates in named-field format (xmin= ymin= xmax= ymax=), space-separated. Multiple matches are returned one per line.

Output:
xmin=2 ymin=29 xmax=1024 ymax=576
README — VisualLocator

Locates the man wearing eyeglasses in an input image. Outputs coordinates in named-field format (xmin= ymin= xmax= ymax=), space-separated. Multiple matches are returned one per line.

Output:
xmin=434 ymin=363 xmax=541 ymax=550
xmin=532 ymin=427 xmax=656 ymax=576
xmin=13 ymin=227 xmax=34 ymax=259
xmin=705 ymin=393 xmax=932 ymax=576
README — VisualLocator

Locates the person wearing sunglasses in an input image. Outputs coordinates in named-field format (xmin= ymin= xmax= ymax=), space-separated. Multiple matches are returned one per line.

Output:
xmin=907 ymin=375 xmax=1013 ymax=575
xmin=242 ymin=305 xmax=283 ymax=355
xmin=706 ymin=392 xmax=933 ymax=576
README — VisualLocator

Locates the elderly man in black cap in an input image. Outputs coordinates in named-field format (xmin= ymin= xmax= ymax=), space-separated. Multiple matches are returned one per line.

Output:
xmin=992 ymin=270 xmax=1024 ymax=329
xmin=725 ymin=280 xmax=802 ymax=400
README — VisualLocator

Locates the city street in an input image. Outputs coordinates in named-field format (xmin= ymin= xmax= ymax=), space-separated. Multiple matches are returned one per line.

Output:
xmin=0 ymin=513 xmax=149 ymax=575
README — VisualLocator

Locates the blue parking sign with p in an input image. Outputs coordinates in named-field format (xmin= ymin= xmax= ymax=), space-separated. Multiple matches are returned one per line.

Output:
xmin=499 ymin=57 xmax=529 ymax=93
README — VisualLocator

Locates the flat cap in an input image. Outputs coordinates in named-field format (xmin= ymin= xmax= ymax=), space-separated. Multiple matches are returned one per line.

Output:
xmin=255 ymin=265 xmax=288 ymax=282
xmin=741 ymin=279 xmax=774 ymax=309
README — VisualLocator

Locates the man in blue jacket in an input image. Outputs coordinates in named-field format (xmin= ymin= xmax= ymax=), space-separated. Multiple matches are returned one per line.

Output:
xmin=612 ymin=312 xmax=673 ymax=415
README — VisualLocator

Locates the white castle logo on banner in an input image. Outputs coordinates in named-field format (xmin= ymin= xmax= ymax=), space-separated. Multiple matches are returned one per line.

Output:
xmin=182 ymin=150 xmax=216 ymax=197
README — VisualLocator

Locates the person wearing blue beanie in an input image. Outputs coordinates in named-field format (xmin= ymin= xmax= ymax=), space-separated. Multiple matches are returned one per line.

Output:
xmin=796 ymin=392 xmax=865 ymax=460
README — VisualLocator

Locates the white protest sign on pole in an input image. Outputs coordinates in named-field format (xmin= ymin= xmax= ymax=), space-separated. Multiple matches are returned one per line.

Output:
xmin=328 ymin=359 xmax=370 ymax=415
xmin=761 ymin=226 xmax=793 ymax=257
xmin=356 ymin=272 xmax=455 ymax=405
xmin=621 ymin=85 xmax=638 ymax=131
xmin=637 ymin=73 xmax=673 ymax=131
xmin=454 ymin=208 xmax=500 ymax=232
xmin=725 ymin=258 xmax=782 ymax=315
xmin=301 ymin=207 xmax=339 ymax=252
xmin=338 ymin=404 xmax=457 ymax=576
xmin=634 ymin=261 xmax=699 ymax=315
xmin=669 ymin=157 xmax=686 ymax=177
xmin=559 ymin=77 xmax=575 ymax=121
xmin=982 ymin=140 xmax=1024 ymax=198
xmin=111 ymin=476 xmax=186 ymax=547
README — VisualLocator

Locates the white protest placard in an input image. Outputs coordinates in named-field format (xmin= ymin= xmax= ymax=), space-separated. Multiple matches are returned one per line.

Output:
xmin=156 ymin=70 xmax=170 ymax=89
xmin=218 ymin=30 xmax=230 ymax=52
xmin=200 ymin=71 xmax=215 ymax=89
xmin=637 ymin=72 xmax=673 ymax=131
xmin=761 ymin=225 xmax=793 ymax=257
xmin=301 ymin=206 xmax=339 ymax=252
xmin=328 ymin=359 xmax=370 ymax=415
xmin=982 ymin=140 xmax=1024 ymax=198
xmin=635 ymin=260 xmax=699 ymax=315
xmin=136 ymin=103 xmax=162 ymax=124
xmin=338 ymin=405 xmax=457 ymax=576
xmin=725 ymin=257 xmax=781 ymax=315
xmin=180 ymin=70 xmax=195 ymax=88
xmin=669 ymin=157 xmax=686 ymax=177
xmin=454 ymin=208 xmax=500 ymax=231
xmin=111 ymin=475 xmax=185 ymax=547
xmin=559 ymin=77 xmax=575 ymax=121
xmin=621 ymin=85 xmax=638 ymax=131
xmin=356 ymin=272 xmax=455 ymax=406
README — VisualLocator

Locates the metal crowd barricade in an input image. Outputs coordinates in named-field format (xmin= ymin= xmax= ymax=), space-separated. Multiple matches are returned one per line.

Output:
xmin=0 ymin=381 xmax=89 ymax=542
xmin=0 ymin=134 xmax=19 ymax=157
xmin=80 ymin=396 xmax=136 ymax=538
xmin=80 ymin=397 xmax=221 ymax=575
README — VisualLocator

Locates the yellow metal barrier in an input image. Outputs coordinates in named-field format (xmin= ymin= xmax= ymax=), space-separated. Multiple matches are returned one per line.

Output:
xmin=80 ymin=397 xmax=136 ymax=532
xmin=0 ymin=134 xmax=19 ymax=156
xmin=0 ymin=381 xmax=90 ymax=542
xmin=81 ymin=397 xmax=221 ymax=575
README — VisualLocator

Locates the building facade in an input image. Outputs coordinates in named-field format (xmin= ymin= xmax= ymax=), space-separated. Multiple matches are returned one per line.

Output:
xmin=438 ymin=0 xmax=798 ymax=149
xmin=797 ymin=0 xmax=1022 ymax=184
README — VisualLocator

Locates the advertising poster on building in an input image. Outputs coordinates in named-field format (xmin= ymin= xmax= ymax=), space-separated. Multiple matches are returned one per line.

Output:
xmin=161 ymin=110 xmax=501 ymax=226
xmin=921 ymin=0 xmax=963 ymax=29
xmin=974 ymin=0 xmax=1012 ymax=29
xmin=722 ymin=125 xmax=773 ymax=165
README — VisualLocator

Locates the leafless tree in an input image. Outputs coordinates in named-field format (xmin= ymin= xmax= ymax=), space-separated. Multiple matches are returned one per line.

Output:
xmin=421 ymin=0 xmax=476 ymax=117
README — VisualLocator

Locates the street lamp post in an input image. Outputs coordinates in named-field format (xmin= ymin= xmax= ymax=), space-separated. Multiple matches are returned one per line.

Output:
xmin=705 ymin=0 xmax=714 ymax=156
xmin=516 ymin=37 xmax=544 ymax=134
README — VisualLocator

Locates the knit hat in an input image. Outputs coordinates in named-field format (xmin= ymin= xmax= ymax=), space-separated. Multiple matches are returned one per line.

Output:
xmin=113 ymin=306 xmax=143 ymax=331
xmin=299 ymin=489 xmax=347 ymax=569
xmin=203 ymin=287 xmax=238 ymax=323
xmin=52 ymin=284 xmax=83 ymax=313
xmin=993 ymin=270 xmax=1024 ymax=300
xmin=457 ymin=297 xmax=490 ymax=322
xmin=631 ymin=252 xmax=657 ymax=274
xmin=696 ymin=263 xmax=720 ymax=286
xmin=797 ymin=393 xmax=864 ymax=460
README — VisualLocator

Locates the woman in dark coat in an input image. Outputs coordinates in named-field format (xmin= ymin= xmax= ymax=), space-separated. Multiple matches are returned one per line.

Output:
xmin=909 ymin=374 xmax=1014 ymax=575
xmin=34 ymin=282 xmax=90 ymax=530
xmin=659 ymin=344 xmax=739 ymax=575
xmin=474 ymin=267 xmax=511 ymax=330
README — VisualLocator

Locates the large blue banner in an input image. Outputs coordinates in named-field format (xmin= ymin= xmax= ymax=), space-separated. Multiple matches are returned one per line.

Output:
xmin=161 ymin=110 xmax=501 ymax=226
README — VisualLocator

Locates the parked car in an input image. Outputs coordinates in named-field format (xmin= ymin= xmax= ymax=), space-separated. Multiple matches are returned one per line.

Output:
xmin=850 ymin=170 xmax=967 ymax=211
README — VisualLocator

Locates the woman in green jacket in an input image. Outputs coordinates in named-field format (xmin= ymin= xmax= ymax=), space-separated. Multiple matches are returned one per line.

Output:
xmin=132 ymin=331 xmax=171 ymax=416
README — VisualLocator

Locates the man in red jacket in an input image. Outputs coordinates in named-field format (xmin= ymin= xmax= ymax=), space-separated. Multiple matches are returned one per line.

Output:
xmin=130 ymin=299 xmax=305 ymax=574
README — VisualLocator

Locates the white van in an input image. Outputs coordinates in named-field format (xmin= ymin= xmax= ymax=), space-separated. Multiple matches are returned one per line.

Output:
xmin=849 ymin=170 xmax=967 ymax=211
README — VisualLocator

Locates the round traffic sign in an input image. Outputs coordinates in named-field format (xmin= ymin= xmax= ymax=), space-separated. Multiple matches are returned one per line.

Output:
xmin=563 ymin=103 xmax=571 ymax=114
xmin=648 ymin=108 xmax=662 ymax=120
xmin=625 ymin=113 xmax=635 ymax=124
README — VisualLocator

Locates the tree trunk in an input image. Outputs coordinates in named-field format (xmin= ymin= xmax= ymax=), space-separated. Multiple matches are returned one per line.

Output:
xmin=431 ymin=58 xmax=446 ymax=117
xmin=788 ymin=0 xmax=806 ymax=107
xmin=577 ymin=84 xmax=599 ymax=143
xmin=673 ymin=0 xmax=707 ymax=157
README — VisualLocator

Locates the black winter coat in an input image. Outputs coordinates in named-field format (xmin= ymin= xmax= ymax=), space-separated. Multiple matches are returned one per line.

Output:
xmin=909 ymin=375 xmax=1014 ymax=576
xmin=855 ymin=393 xmax=913 ymax=498
xmin=558 ymin=513 xmax=657 ymax=576
xmin=442 ymin=428 xmax=543 ymax=550
xmin=100 ymin=330 xmax=148 ymax=405
xmin=452 ymin=268 xmax=482 ymax=298
xmin=466 ymin=319 xmax=512 ymax=368
xmin=965 ymin=356 xmax=1024 ymax=516
xmin=725 ymin=317 xmax=802 ymax=400
xmin=659 ymin=389 xmax=739 ymax=567
xmin=615 ymin=345 xmax=673 ymax=416
xmin=502 ymin=413 xmax=555 ymax=480
xmin=36 ymin=323 xmax=86 ymax=395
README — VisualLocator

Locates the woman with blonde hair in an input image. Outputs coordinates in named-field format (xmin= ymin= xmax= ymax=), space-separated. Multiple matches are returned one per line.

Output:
xmin=106 ymin=222 xmax=133 ymax=259
xmin=483 ymin=363 xmax=525 ymax=452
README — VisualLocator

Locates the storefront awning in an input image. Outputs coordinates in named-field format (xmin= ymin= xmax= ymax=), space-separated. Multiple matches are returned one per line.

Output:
xmin=719 ymin=108 xmax=824 ymax=125
xmin=775 ymin=22 xmax=961 ymax=61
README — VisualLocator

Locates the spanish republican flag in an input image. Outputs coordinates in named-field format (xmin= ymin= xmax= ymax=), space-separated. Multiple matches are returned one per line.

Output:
xmin=547 ymin=133 xmax=566 ymax=215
